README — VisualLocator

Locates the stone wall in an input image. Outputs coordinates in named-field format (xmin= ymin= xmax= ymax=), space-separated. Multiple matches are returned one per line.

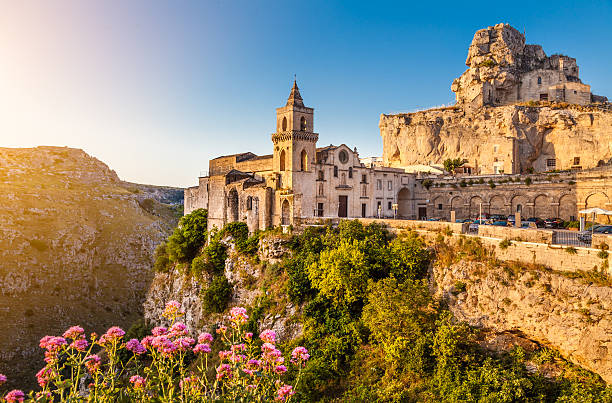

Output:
xmin=477 ymin=225 xmax=553 ymax=243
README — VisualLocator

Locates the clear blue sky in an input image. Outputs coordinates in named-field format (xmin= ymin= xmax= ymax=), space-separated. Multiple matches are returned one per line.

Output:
xmin=1 ymin=0 xmax=610 ymax=187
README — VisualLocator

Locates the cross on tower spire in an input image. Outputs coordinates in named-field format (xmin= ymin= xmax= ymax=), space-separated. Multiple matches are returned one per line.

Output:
xmin=286 ymin=79 xmax=304 ymax=107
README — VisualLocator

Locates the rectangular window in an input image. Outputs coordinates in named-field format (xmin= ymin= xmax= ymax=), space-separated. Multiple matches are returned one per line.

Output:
xmin=361 ymin=184 xmax=367 ymax=197
xmin=361 ymin=203 xmax=366 ymax=218
xmin=376 ymin=179 xmax=382 ymax=190
xmin=361 ymin=174 xmax=367 ymax=183
xmin=546 ymin=159 xmax=556 ymax=168
xmin=388 ymin=201 xmax=392 ymax=210
xmin=573 ymin=157 xmax=580 ymax=166
xmin=333 ymin=166 xmax=338 ymax=177
xmin=318 ymin=170 xmax=324 ymax=180
xmin=437 ymin=203 xmax=443 ymax=210
xmin=317 ymin=203 xmax=324 ymax=217
xmin=387 ymin=180 xmax=392 ymax=191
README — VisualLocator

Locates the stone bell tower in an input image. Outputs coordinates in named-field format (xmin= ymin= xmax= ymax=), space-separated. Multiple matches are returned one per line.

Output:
xmin=272 ymin=81 xmax=318 ymax=187
xmin=272 ymin=81 xmax=318 ymax=222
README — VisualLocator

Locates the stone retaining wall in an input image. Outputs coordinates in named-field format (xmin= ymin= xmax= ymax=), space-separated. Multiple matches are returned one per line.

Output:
xmin=477 ymin=225 xmax=553 ymax=243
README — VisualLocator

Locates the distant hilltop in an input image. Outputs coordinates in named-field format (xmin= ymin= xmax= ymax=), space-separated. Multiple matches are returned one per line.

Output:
xmin=451 ymin=23 xmax=607 ymax=110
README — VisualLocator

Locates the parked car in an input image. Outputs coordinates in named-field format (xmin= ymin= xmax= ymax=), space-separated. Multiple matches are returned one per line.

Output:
xmin=491 ymin=220 xmax=508 ymax=226
xmin=427 ymin=217 xmax=442 ymax=221
xmin=526 ymin=217 xmax=546 ymax=228
xmin=544 ymin=217 xmax=564 ymax=229
xmin=490 ymin=214 xmax=507 ymax=221
xmin=507 ymin=214 xmax=515 ymax=224
xmin=578 ymin=225 xmax=612 ymax=243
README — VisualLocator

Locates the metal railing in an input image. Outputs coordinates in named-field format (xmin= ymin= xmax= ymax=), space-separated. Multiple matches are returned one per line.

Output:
xmin=552 ymin=230 xmax=591 ymax=247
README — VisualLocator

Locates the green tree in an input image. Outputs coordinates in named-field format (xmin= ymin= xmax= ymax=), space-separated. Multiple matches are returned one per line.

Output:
xmin=363 ymin=277 xmax=435 ymax=375
xmin=443 ymin=158 xmax=467 ymax=175
xmin=388 ymin=232 xmax=430 ymax=281
xmin=308 ymin=239 xmax=370 ymax=305
xmin=166 ymin=208 xmax=208 ymax=262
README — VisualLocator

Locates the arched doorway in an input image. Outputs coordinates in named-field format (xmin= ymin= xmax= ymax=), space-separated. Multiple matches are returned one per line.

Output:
xmin=228 ymin=189 xmax=239 ymax=222
xmin=281 ymin=199 xmax=290 ymax=225
xmin=397 ymin=188 xmax=410 ymax=217
xmin=488 ymin=195 xmax=505 ymax=216
xmin=511 ymin=195 xmax=529 ymax=217
xmin=585 ymin=192 xmax=609 ymax=209
xmin=558 ymin=194 xmax=575 ymax=221
xmin=533 ymin=194 xmax=550 ymax=218
xmin=469 ymin=196 xmax=483 ymax=219
xmin=585 ymin=193 xmax=610 ymax=223
xmin=450 ymin=196 xmax=465 ymax=219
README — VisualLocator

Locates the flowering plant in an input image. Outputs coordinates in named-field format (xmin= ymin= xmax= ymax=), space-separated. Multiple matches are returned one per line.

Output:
xmin=1 ymin=301 xmax=308 ymax=402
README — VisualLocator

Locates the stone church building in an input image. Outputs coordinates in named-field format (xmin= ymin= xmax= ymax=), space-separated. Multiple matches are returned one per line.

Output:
xmin=185 ymin=82 xmax=416 ymax=232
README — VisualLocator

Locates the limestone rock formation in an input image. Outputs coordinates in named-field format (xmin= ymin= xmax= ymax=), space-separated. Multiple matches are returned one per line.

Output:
xmin=143 ymin=235 xmax=301 ymax=345
xmin=380 ymin=23 xmax=611 ymax=174
xmin=452 ymin=23 xmax=604 ymax=109
xmin=380 ymin=104 xmax=612 ymax=174
xmin=431 ymin=260 xmax=612 ymax=384
xmin=0 ymin=146 xmax=181 ymax=388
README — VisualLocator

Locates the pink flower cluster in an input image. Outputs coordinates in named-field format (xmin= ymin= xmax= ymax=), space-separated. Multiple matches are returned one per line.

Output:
xmin=126 ymin=338 xmax=146 ymax=355
xmin=276 ymin=384 xmax=295 ymax=401
xmin=291 ymin=346 xmax=310 ymax=366
xmin=99 ymin=326 xmax=125 ymax=344
xmin=129 ymin=375 xmax=146 ymax=389
xmin=4 ymin=390 xmax=25 ymax=403
xmin=193 ymin=343 xmax=211 ymax=354
xmin=163 ymin=300 xmax=185 ymax=318
xmin=84 ymin=355 xmax=101 ymax=373
xmin=230 ymin=306 xmax=249 ymax=325
xmin=260 ymin=329 xmax=276 ymax=344
xmin=0 ymin=373 xmax=6 ymax=385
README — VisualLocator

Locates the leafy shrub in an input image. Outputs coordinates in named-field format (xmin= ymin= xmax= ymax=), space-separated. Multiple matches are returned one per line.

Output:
xmin=525 ymin=177 xmax=532 ymax=186
xmin=201 ymin=275 xmax=233 ymax=313
xmin=453 ymin=281 xmax=466 ymax=294
xmin=597 ymin=250 xmax=609 ymax=259
xmin=565 ymin=246 xmax=578 ymax=254
xmin=153 ymin=241 xmax=171 ymax=273
xmin=499 ymin=238 xmax=512 ymax=250
xmin=422 ymin=179 xmax=433 ymax=189
xmin=488 ymin=179 xmax=496 ymax=189
xmin=166 ymin=209 xmax=208 ymax=262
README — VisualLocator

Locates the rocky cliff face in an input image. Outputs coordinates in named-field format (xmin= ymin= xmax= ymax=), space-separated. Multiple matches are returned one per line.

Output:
xmin=379 ymin=104 xmax=612 ymax=174
xmin=0 ymin=146 xmax=181 ymax=387
xmin=431 ymin=260 xmax=612 ymax=384
xmin=144 ymin=235 xmax=302 ymax=343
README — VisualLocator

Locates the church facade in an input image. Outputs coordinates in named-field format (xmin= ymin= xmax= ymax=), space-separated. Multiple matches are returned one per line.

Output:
xmin=184 ymin=82 xmax=417 ymax=232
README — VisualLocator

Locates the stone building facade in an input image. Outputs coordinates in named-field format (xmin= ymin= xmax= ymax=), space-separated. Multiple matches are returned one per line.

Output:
xmin=185 ymin=82 xmax=416 ymax=232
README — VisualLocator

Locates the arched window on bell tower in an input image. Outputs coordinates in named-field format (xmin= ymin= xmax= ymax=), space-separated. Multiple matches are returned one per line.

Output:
xmin=300 ymin=149 xmax=308 ymax=171
xmin=282 ymin=117 xmax=288 ymax=131
xmin=300 ymin=116 xmax=307 ymax=131
xmin=280 ymin=150 xmax=286 ymax=171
